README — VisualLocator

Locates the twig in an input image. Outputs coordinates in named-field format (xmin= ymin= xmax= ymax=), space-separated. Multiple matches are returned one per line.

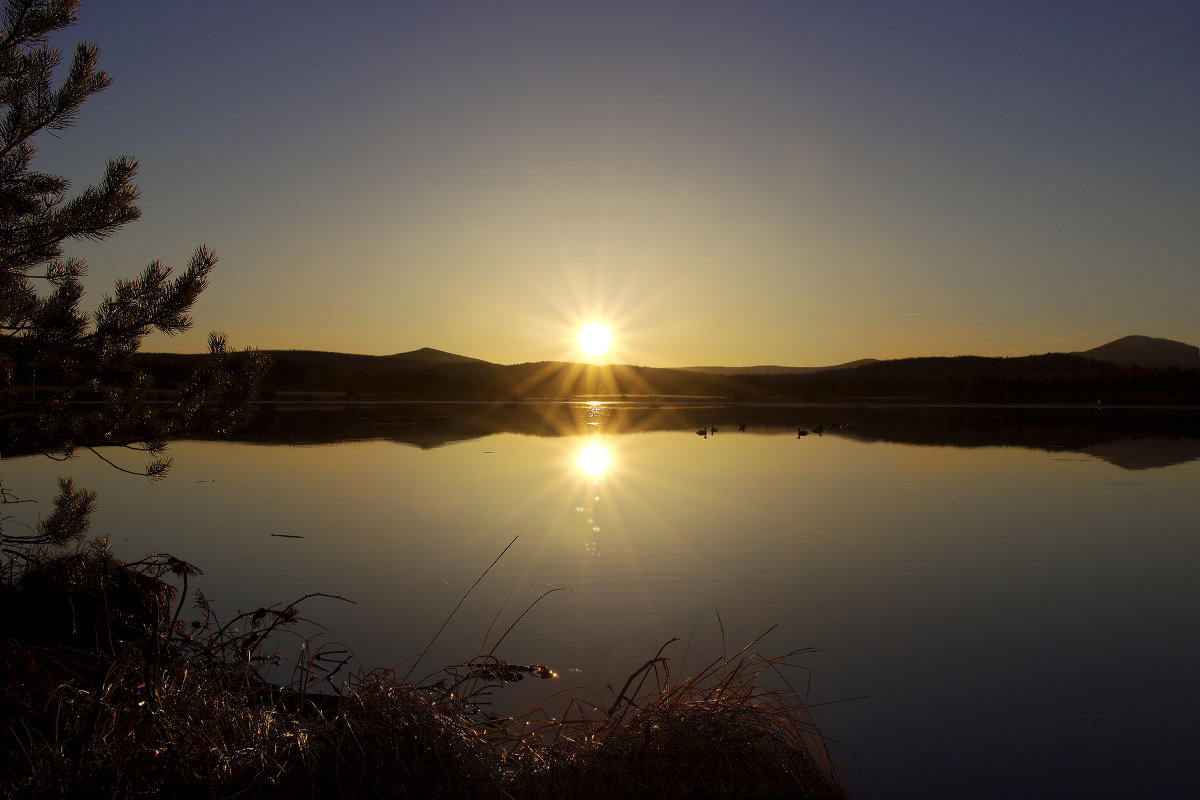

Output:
xmin=83 ymin=446 xmax=153 ymax=477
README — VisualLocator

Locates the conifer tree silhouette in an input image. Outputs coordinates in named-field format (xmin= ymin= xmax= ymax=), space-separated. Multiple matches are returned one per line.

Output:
xmin=0 ymin=0 xmax=265 ymax=554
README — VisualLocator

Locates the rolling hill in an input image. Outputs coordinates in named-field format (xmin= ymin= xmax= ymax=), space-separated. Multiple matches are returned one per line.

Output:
xmin=682 ymin=359 xmax=880 ymax=376
xmin=127 ymin=335 xmax=1200 ymax=404
xmin=1075 ymin=335 xmax=1200 ymax=370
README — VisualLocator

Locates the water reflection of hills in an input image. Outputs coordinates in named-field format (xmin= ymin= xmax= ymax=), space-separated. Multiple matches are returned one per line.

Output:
xmin=216 ymin=402 xmax=1200 ymax=470
xmin=817 ymin=405 xmax=1200 ymax=470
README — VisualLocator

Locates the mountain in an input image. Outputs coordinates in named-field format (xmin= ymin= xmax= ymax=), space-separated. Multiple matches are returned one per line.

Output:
xmin=687 ymin=336 xmax=1200 ymax=375
xmin=385 ymin=347 xmax=490 ymax=364
xmin=1075 ymin=335 xmax=1200 ymax=370
xmin=243 ymin=351 xmax=1199 ymax=403
xmin=257 ymin=347 xmax=491 ymax=368
xmin=128 ymin=334 xmax=1200 ymax=404
xmin=683 ymin=359 xmax=879 ymax=376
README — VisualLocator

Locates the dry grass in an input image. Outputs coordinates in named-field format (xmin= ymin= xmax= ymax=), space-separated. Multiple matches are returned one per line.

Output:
xmin=507 ymin=634 xmax=846 ymax=800
xmin=2 ymin=544 xmax=847 ymax=799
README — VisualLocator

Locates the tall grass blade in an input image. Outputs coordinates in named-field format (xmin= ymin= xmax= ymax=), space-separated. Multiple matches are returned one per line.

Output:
xmin=402 ymin=535 xmax=518 ymax=683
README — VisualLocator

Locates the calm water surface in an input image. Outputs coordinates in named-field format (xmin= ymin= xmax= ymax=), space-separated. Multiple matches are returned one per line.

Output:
xmin=7 ymin=404 xmax=1199 ymax=799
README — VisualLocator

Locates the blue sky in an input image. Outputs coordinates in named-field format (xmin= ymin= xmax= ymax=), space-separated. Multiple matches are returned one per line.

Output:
xmin=41 ymin=1 xmax=1200 ymax=366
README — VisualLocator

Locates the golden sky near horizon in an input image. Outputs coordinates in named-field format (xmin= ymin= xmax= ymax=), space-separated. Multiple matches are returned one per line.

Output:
xmin=41 ymin=1 xmax=1200 ymax=367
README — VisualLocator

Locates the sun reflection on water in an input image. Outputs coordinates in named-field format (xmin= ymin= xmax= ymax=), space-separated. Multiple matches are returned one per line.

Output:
xmin=574 ymin=439 xmax=613 ymax=558
xmin=577 ymin=442 xmax=611 ymax=477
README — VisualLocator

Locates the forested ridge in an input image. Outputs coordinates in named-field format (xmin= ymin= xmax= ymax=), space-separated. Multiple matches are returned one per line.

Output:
xmin=119 ymin=349 xmax=1200 ymax=404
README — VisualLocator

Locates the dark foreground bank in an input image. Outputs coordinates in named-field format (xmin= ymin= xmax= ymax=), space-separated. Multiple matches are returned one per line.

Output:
xmin=1 ymin=535 xmax=846 ymax=799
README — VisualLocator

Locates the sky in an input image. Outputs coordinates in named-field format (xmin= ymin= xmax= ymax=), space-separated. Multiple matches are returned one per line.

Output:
xmin=39 ymin=0 xmax=1200 ymax=367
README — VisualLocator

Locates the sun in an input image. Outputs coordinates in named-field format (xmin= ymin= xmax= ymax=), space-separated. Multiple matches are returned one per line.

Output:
xmin=577 ymin=322 xmax=612 ymax=358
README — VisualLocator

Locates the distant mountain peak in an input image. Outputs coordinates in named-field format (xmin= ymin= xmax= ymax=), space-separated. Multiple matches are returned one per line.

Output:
xmin=388 ymin=347 xmax=489 ymax=364
xmin=1075 ymin=335 xmax=1200 ymax=370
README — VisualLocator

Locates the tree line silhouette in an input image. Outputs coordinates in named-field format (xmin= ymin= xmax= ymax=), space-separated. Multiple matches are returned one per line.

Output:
xmin=115 ymin=350 xmax=1200 ymax=405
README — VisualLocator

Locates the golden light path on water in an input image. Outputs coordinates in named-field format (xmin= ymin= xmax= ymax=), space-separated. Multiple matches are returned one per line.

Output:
xmin=558 ymin=412 xmax=690 ymax=616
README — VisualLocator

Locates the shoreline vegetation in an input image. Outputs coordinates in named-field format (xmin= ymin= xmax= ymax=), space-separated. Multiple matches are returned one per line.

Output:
xmin=117 ymin=340 xmax=1200 ymax=407
xmin=1 ymin=531 xmax=848 ymax=799
xmin=9 ymin=340 xmax=1198 ymax=409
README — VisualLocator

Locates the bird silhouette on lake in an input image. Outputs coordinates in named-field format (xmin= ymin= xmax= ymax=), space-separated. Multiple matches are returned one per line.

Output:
xmin=696 ymin=428 xmax=708 ymax=438
xmin=797 ymin=428 xmax=809 ymax=437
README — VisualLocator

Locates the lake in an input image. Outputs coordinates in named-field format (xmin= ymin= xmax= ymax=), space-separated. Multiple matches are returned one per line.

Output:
xmin=6 ymin=402 xmax=1199 ymax=799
